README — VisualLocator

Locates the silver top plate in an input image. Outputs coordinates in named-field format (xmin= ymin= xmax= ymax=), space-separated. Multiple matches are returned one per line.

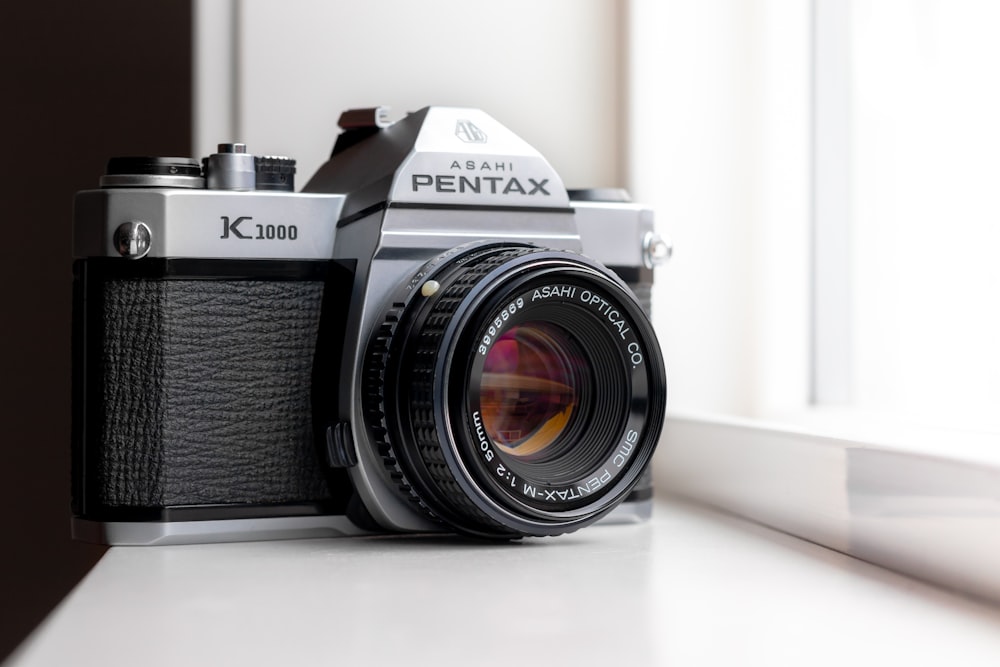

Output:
xmin=73 ymin=189 xmax=346 ymax=260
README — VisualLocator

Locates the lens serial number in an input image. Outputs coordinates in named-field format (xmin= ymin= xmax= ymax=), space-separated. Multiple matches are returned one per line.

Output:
xmin=478 ymin=297 xmax=525 ymax=355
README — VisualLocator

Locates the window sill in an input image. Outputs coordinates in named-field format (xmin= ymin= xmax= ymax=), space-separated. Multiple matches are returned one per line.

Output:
xmin=9 ymin=497 xmax=1000 ymax=666
xmin=656 ymin=411 xmax=1000 ymax=602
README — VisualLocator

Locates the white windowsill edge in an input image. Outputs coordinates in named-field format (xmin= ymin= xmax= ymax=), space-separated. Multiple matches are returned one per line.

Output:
xmin=654 ymin=411 xmax=1000 ymax=603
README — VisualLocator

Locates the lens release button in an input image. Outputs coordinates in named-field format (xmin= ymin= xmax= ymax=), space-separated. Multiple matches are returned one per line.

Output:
xmin=324 ymin=422 xmax=359 ymax=468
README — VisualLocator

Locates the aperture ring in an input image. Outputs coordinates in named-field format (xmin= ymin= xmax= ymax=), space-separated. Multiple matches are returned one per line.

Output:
xmin=362 ymin=301 xmax=440 ymax=522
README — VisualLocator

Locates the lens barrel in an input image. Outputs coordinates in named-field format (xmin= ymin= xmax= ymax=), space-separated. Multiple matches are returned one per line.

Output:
xmin=363 ymin=244 xmax=666 ymax=538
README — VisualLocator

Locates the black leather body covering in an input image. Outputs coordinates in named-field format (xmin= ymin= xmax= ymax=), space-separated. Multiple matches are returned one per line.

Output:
xmin=73 ymin=260 xmax=336 ymax=519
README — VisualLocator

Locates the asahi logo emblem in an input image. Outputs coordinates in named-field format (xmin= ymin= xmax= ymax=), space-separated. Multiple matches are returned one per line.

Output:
xmin=455 ymin=120 xmax=488 ymax=143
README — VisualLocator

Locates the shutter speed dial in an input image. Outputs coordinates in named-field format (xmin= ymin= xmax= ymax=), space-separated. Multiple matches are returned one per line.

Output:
xmin=100 ymin=146 xmax=297 ymax=192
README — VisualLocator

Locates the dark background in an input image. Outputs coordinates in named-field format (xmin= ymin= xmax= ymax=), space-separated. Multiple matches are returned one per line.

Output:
xmin=0 ymin=2 xmax=192 ymax=659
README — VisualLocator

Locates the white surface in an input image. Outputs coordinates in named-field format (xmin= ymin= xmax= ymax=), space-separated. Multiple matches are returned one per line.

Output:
xmin=658 ymin=413 xmax=1000 ymax=603
xmin=10 ymin=499 xmax=1000 ymax=666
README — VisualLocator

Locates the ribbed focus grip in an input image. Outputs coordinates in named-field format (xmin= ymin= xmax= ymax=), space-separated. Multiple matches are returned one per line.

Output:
xmin=96 ymin=278 xmax=330 ymax=508
xmin=394 ymin=248 xmax=533 ymax=534
xmin=364 ymin=247 xmax=533 ymax=536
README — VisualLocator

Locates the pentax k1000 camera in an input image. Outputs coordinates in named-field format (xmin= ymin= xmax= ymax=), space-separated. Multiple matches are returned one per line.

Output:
xmin=71 ymin=106 xmax=669 ymax=545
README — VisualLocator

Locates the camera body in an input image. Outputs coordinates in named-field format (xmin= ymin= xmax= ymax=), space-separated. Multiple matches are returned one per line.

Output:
xmin=71 ymin=107 xmax=668 ymax=544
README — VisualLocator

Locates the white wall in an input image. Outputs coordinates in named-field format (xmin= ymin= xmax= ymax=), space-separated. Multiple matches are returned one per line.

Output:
xmin=627 ymin=0 xmax=811 ymax=417
xmin=849 ymin=0 xmax=1000 ymax=432
xmin=195 ymin=0 xmax=626 ymax=190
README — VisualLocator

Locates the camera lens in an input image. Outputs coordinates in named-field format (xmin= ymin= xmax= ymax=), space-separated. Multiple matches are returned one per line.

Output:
xmin=364 ymin=244 xmax=666 ymax=538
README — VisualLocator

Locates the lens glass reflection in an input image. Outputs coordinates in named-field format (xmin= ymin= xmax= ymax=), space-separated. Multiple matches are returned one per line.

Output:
xmin=480 ymin=322 xmax=586 ymax=459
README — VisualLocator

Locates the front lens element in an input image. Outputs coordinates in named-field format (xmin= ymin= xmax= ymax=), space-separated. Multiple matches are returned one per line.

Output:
xmin=480 ymin=322 xmax=587 ymax=459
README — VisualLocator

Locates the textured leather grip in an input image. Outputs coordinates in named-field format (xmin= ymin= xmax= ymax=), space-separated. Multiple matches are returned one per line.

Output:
xmin=96 ymin=278 xmax=330 ymax=508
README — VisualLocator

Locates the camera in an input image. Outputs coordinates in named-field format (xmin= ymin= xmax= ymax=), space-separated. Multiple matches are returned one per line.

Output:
xmin=71 ymin=106 xmax=669 ymax=544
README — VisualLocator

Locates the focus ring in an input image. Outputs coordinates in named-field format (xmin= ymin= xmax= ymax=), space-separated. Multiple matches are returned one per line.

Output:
xmin=363 ymin=245 xmax=536 ymax=536
xmin=405 ymin=248 xmax=534 ymax=535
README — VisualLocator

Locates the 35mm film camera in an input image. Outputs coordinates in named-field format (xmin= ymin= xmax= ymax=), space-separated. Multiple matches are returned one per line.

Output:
xmin=71 ymin=107 xmax=669 ymax=545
